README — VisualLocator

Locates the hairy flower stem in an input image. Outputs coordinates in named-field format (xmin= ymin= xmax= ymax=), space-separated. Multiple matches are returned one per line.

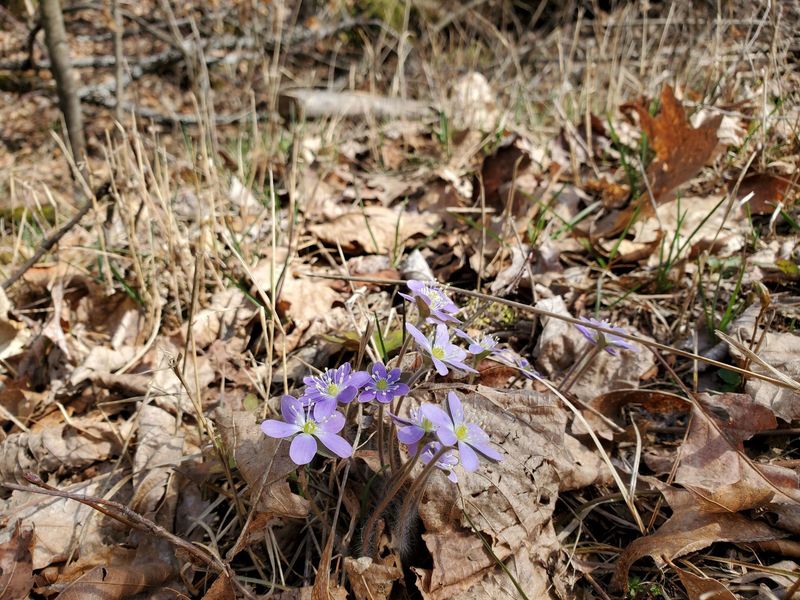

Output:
xmin=361 ymin=446 xmax=422 ymax=557
xmin=394 ymin=446 xmax=449 ymax=539
xmin=377 ymin=404 xmax=386 ymax=469
xmin=559 ymin=343 xmax=604 ymax=394
xmin=388 ymin=363 xmax=428 ymax=472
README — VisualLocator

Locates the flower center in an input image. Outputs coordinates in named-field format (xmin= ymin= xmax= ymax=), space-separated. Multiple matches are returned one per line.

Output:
xmin=454 ymin=424 xmax=468 ymax=441
xmin=431 ymin=346 xmax=445 ymax=360
xmin=303 ymin=421 xmax=317 ymax=435
xmin=421 ymin=417 xmax=434 ymax=432
xmin=375 ymin=378 xmax=389 ymax=391
xmin=326 ymin=383 xmax=340 ymax=396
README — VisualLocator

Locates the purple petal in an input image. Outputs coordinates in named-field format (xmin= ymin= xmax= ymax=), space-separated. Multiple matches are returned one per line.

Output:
xmin=454 ymin=328 xmax=473 ymax=342
xmin=336 ymin=386 xmax=358 ymax=404
xmin=431 ymin=357 xmax=449 ymax=376
xmin=290 ymin=433 xmax=317 ymax=465
xmin=394 ymin=382 xmax=410 ymax=396
xmin=315 ymin=431 xmax=352 ymax=459
xmin=406 ymin=280 xmax=426 ymax=294
xmin=397 ymin=425 xmax=425 ymax=445
xmin=433 ymin=324 xmax=450 ymax=347
xmin=468 ymin=342 xmax=486 ymax=354
xmin=372 ymin=362 xmax=388 ymax=379
xmin=280 ymin=395 xmax=305 ymax=426
xmin=317 ymin=410 xmax=345 ymax=434
xmin=446 ymin=470 xmax=458 ymax=483
xmin=405 ymin=323 xmax=431 ymax=351
xmin=261 ymin=420 xmax=300 ymax=439
xmin=420 ymin=404 xmax=452 ymax=430
xmin=387 ymin=367 xmax=402 ymax=381
xmin=359 ymin=390 xmax=376 ymax=403
xmin=313 ymin=397 xmax=337 ymax=420
xmin=445 ymin=358 xmax=478 ymax=374
xmin=458 ymin=441 xmax=480 ymax=472
xmin=447 ymin=392 xmax=464 ymax=424
xmin=348 ymin=371 xmax=371 ymax=389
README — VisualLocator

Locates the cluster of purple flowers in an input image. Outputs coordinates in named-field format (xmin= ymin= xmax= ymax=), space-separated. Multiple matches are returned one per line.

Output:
xmin=261 ymin=279 xmax=635 ymax=478
xmin=261 ymin=361 xmax=408 ymax=465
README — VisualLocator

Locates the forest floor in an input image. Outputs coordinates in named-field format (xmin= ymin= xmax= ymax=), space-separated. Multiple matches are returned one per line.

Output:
xmin=0 ymin=1 xmax=799 ymax=599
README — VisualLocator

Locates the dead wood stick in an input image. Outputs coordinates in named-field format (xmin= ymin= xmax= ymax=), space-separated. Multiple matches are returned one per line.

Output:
xmin=1 ymin=181 xmax=110 ymax=290
xmin=1 ymin=474 xmax=257 ymax=599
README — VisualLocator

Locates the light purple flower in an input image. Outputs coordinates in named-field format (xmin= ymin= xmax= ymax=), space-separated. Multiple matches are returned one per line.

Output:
xmin=260 ymin=395 xmax=352 ymax=465
xmin=405 ymin=323 xmax=477 ymax=376
xmin=417 ymin=441 xmax=459 ymax=483
xmin=400 ymin=280 xmax=460 ymax=324
xmin=359 ymin=362 xmax=409 ymax=404
xmin=392 ymin=405 xmax=437 ymax=445
xmin=574 ymin=317 xmax=636 ymax=356
xmin=302 ymin=363 xmax=370 ymax=418
xmin=420 ymin=391 xmax=503 ymax=472
xmin=455 ymin=329 xmax=500 ymax=355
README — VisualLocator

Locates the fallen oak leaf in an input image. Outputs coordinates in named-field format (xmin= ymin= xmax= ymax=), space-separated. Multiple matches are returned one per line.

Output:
xmin=611 ymin=482 xmax=785 ymax=593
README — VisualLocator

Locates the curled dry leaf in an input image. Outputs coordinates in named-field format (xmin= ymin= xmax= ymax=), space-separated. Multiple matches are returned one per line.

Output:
xmin=0 ymin=521 xmax=33 ymax=600
xmin=611 ymin=482 xmax=785 ymax=593
xmin=404 ymin=384 xmax=602 ymax=599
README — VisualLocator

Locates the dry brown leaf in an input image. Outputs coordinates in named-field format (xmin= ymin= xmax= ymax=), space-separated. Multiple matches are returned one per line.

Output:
xmin=215 ymin=408 xmax=308 ymax=519
xmin=307 ymin=206 xmax=440 ymax=255
xmin=402 ymin=384 xmax=584 ymax=599
xmin=575 ymin=389 xmax=690 ymax=440
xmin=611 ymin=483 xmax=785 ymax=593
xmin=670 ymin=562 xmax=737 ymax=600
xmin=344 ymin=556 xmax=402 ymax=600
xmin=532 ymin=296 xmax=655 ymax=403
xmin=592 ymin=85 xmax=722 ymax=240
xmin=130 ymin=404 xmax=183 ymax=523
xmin=0 ymin=288 xmax=29 ymax=361
xmin=0 ymin=415 xmax=131 ymax=483
xmin=55 ymin=562 xmax=173 ymax=600
xmin=201 ymin=573 xmax=236 ymax=600
xmin=736 ymin=330 xmax=800 ymax=422
xmin=674 ymin=394 xmax=799 ymax=513
xmin=0 ymin=479 xmax=121 ymax=570
xmin=0 ymin=521 xmax=33 ymax=600
xmin=736 ymin=172 xmax=795 ymax=215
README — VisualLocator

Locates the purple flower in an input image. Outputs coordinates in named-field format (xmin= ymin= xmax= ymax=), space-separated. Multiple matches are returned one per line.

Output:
xmin=359 ymin=362 xmax=409 ymax=404
xmin=420 ymin=391 xmax=503 ymax=472
xmin=405 ymin=323 xmax=477 ymax=376
xmin=400 ymin=280 xmax=460 ymax=324
xmin=574 ymin=317 xmax=636 ymax=356
xmin=417 ymin=441 xmax=459 ymax=483
xmin=261 ymin=395 xmax=352 ymax=465
xmin=302 ymin=363 xmax=370 ymax=418
xmin=455 ymin=329 xmax=500 ymax=355
xmin=392 ymin=405 xmax=438 ymax=445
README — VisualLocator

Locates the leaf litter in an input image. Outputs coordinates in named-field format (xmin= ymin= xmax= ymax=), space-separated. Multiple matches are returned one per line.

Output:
xmin=0 ymin=2 xmax=799 ymax=599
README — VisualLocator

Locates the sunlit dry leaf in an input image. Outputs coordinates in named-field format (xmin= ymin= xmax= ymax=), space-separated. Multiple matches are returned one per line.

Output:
xmin=0 ymin=288 xmax=29 ymax=361
xmin=402 ymin=384 xmax=592 ymax=598
xmin=0 ymin=521 xmax=33 ymax=600
xmin=308 ymin=206 xmax=440 ymax=255
xmin=736 ymin=330 xmax=800 ymax=421
xmin=592 ymin=85 xmax=722 ymax=240
xmin=130 ymin=404 xmax=183 ymax=522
